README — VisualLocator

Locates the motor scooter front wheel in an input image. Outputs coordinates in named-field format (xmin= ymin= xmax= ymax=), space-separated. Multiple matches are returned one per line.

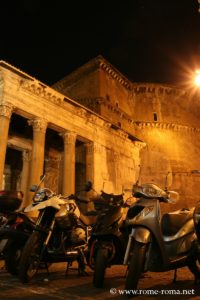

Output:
xmin=19 ymin=231 xmax=45 ymax=283
xmin=125 ymin=240 xmax=147 ymax=291
xmin=93 ymin=246 xmax=109 ymax=288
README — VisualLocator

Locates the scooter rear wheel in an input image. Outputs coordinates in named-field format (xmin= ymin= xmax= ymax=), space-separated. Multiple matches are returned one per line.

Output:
xmin=125 ymin=240 xmax=147 ymax=291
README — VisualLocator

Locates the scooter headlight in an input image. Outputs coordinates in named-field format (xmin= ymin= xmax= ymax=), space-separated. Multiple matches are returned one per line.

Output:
xmin=33 ymin=188 xmax=53 ymax=203
xmin=33 ymin=191 xmax=46 ymax=202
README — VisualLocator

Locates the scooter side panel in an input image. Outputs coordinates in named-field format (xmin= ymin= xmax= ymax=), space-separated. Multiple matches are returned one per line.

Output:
xmin=163 ymin=219 xmax=195 ymax=242
xmin=163 ymin=232 xmax=196 ymax=258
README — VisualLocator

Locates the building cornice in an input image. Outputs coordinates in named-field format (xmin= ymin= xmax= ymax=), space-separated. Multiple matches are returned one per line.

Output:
xmin=76 ymin=96 xmax=135 ymax=125
xmin=131 ymin=82 xmax=188 ymax=97
xmin=20 ymin=79 xmax=64 ymax=105
xmin=0 ymin=60 xmax=38 ymax=81
xmin=52 ymin=55 xmax=133 ymax=92
xmin=135 ymin=121 xmax=200 ymax=133
xmin=98 ymin=56 xmax=132 ymax=90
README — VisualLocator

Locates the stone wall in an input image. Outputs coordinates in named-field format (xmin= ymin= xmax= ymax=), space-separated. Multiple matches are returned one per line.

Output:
xmin=132 ymin=84 xmax=200 ymax=127
xmin=53 ymin=56 xmax=200 ymax=211
xmin=135 ymin=123 xmax=200 ymax=211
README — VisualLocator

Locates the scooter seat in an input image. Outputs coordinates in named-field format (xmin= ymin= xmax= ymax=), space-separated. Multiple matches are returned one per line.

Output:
xmin=161 ymin=208 xmax=193 ymax=236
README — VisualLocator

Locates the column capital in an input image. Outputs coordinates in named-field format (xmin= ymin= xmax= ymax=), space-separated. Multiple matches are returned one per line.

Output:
xmin=85 ymin=141 xmax=102 ymax=154
xmin=0 ymin=103 xmax=14 ymax=119
xmin=22 ymin=150 xmax=32 ymax=162
xmin=60 ymin=131 xmax=77 ymax=146
xmin=28 ymin=118 xmax=48 ymax=133
xmin=113 ymin=151 xmax=120 ymax=162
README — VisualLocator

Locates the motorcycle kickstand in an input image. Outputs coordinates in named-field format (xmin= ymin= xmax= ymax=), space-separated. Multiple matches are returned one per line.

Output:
xmin=44 ymin=263 xmax=50 ymax=277
xmin=39 ymin=262 xmax=50 ymax=277
xmin=124 ymin=266 xmax=128 ymax=278
xmin=65 ymin=262 xmax=73 ymax=276
xmin=77 ymin=251 xmax=89 ymax=276
xmin=173 ymin=269 xmax=177 ymax=283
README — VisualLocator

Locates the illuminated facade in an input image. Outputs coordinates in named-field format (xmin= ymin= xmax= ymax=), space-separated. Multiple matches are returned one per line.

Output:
xmin=53 ymin=56 xmax=200 ymax=209
xmin=1 ymin=56 xmax=200 ymax=209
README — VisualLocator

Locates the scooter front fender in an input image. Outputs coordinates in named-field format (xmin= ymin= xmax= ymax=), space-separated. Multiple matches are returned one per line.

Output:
xmin=133 ymin=227 xmax=151 ymax=244
xmin=123 ymin=227 xmax=151 ymax=265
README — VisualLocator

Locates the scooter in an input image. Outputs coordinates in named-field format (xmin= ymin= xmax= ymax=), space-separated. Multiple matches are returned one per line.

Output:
xmin=87 ymin=190 xmax=130 ymax=288
xmin=124 ymin=182 xmax=200 ymax=291
xmin=0 ymin=190 xmax=23 ymax=258
xmin=0 ymin=190 xmax=35 ymax=275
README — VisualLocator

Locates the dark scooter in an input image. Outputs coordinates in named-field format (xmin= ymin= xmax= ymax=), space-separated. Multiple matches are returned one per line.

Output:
xmin=124 ymin=182 xmax=200 ymax=291
xmin=0 ymin=190 xmax=35 ymax=275
xmin=87 ymin=190 xmax=130 ymax=288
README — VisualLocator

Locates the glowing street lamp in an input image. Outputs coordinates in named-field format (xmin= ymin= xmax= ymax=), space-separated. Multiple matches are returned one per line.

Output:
xmin=194 ymin=70 xmax=200 ymax=86
xmin=198 ymin=0 xmax=200 ymax=13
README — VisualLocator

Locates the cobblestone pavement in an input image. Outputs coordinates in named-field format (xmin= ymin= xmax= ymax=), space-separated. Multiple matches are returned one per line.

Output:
xmin=0 ymin=260 xmax=200 ymax=299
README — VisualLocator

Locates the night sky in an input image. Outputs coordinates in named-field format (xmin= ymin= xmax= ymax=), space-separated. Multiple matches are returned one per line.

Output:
xmin=1 ymin=0 xmax=200 ymax=86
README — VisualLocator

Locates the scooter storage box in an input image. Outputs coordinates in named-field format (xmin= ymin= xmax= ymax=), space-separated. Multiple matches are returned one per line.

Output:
xmin=0 ymin=191 xmax=23 ymax=212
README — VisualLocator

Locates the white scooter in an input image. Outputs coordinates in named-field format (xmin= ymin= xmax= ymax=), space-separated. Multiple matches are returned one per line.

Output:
xmin=124 ymin=182 xmax=200 ymax=290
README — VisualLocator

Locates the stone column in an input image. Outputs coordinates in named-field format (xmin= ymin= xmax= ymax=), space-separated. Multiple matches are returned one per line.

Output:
xmin=61 ymin=131 xmax=77 ymax=196
xmin=27 ymin=118 xmax=47 ymax=205
xmin=21 ymin=150 xmax=31 ymax=207
xmin=85 ymin=142 xmax=95 ymax=184
xmin=0 ymin=103 xmax=13 ymax=189
xmin=10 ymin=169 xmax=21 ymax=190
xmin=85 ymin=141 xmax=102 ymax=191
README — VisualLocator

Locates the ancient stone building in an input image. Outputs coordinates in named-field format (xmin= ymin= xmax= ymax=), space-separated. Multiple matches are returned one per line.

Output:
xmin=1 ymin=55 xmax=200 ymax=210
xmin=0 ymin=60 xmax=142 ymax=208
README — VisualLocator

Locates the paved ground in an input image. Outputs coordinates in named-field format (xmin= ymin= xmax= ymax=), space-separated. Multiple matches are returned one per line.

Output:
xmin=0 ymin=260 xmax=200 ymax=299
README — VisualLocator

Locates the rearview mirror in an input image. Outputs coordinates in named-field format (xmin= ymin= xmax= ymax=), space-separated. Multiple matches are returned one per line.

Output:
xmin=84 ymin=181 xmax=92 ymax=192
xmin=30 ymin=185 xmax=38 ymax=192
xmin=167 ymin=190 xmax=179 ymax=204
xmin=40 ymin=174 xmax=46 ymax=181
xmin=191 ymin=170 xmax=200 ymax=174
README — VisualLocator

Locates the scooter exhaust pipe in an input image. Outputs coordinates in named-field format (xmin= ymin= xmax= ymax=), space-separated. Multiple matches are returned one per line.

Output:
xmin=66 ymin=250 xmax=79 ymax=256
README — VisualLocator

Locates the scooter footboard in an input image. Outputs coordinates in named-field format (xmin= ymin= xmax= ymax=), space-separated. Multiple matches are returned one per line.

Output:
xmin=123 ymin=227 xmax=151 ymax=264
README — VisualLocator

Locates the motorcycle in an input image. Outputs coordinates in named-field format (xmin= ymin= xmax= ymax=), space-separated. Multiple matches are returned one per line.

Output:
xmin=124 ymin=182 xmax=200 ymax=291
xmin=0 ymin=190 xmax=35 ymax=275
xmin=87 ymin=190 xmax=130 ymax=288
xmin=18 ymin=176 xmax=96 ymax=283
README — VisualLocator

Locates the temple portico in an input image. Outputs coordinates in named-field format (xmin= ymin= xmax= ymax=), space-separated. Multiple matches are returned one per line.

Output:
xmin=0 ymin=61 xmax=142 ymax=207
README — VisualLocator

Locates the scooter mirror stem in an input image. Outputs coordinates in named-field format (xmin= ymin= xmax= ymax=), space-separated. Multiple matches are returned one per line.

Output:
xmin=191 ymin=170 xmax=200 ymax=174
xmin=135 ymin=164 xmax=141 ymax=186
xmin=164 ymin=171 xmax=171 ymax=191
